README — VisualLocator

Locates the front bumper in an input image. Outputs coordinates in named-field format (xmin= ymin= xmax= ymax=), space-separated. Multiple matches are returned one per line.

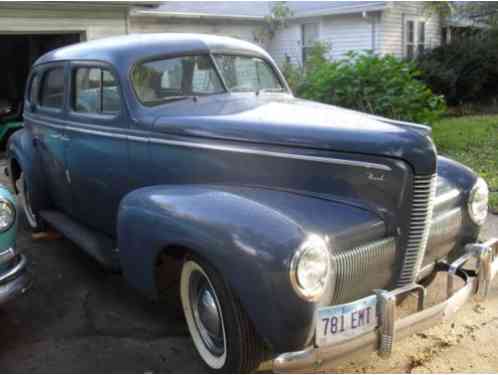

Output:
xmin=273 ymin=238 xmax=498 ymax=373
xmin=0 ymin=248 xmax=30 ymax=305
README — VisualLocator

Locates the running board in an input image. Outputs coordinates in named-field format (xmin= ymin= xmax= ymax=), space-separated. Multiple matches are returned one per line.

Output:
xmin=39 ymin=210 xmax=120 ymax=271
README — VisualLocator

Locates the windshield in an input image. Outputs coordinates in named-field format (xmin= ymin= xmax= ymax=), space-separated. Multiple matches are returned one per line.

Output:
xmin=131 ymin=55 xmax=225 ymax=106
xmin=214 ymin=55 xmax=284 ymax=93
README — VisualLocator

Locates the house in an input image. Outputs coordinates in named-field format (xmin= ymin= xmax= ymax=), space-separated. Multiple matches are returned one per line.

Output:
xmin=129 ymin=1 xmax=444 ymax=66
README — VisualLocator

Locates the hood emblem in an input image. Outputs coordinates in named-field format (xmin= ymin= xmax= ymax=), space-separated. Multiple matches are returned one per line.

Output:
xmin=368 ymin=172 xmax=385 ymax=182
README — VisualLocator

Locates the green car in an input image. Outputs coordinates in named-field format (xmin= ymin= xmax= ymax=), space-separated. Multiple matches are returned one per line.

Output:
xmin=0 ymin=99 xmax=23 ymax=149
xmin=0 ymin=185 xmax=29 ymax=304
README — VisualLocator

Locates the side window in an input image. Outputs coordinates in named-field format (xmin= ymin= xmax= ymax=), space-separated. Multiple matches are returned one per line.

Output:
xmin=192 ymin=61 xmax=223 ymax=94
xmin=74 ymin=68 xmax=101 ymax=113
xmin=39 ymin=68 xmax=65 ymax=109
xmin=73 ymin=67 xmax=121 ymax=115
xmin=102 ymin=70 xmax=121 ymax=114
xmin=29 ymin=73 xmax=40 ymax=104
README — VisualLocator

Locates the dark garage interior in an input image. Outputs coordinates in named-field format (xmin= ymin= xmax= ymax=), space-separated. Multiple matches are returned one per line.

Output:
xmin=0 ymin=33 xmax=80 ymax=122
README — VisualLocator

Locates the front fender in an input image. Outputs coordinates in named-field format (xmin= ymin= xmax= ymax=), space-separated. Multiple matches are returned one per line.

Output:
xmin=437 ymin=155 xmax=479 ymax=194
xmin=118 ymin=185 xmax=312 ymax=352
xmin=117 ymin=185 xmax=385 ymax=353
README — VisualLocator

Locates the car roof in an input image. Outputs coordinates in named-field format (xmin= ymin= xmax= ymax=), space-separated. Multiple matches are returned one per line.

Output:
xmin=34 ymin=33 xmax=272 ymax=67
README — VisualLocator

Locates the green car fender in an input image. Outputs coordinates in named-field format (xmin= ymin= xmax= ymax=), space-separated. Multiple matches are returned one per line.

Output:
xmin=0 ymin=185 xmax=17 ymax=252
xmin=0 ymin=121 xmax=23 ymax=146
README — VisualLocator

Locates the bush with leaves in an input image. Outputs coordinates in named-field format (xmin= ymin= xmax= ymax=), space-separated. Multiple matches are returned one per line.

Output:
xmin=291 ymin=50 xmax=446 ymax=125
xmin=416 ymin=32 xmax=498 ymax=107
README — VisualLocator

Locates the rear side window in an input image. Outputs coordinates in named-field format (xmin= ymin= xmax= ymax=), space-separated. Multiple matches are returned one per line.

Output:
xmin=39 ymin=68 xmax=65 ymax=109
xmin=73 ymin=67 xmax=121 ymax=115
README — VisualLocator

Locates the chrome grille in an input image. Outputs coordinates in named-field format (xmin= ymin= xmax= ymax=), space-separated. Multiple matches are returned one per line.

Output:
xmin=429 ymin=207 xmax=463 ymax=244
xmin=398 ymin=174 xmax=437 ymax=286
xmin=333 ymin=237 xmax=397 ymax=303
xmin=423 ymin=207 xmax=464 ymax=266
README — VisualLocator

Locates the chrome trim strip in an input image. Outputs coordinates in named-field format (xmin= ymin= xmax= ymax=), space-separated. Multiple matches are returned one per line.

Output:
xmin=0 ymin=255 xmax=30 ymax=305
xmin=0 ymin=248 xmax=16 ymax=265
xmin=0 ymin=254 xmax=27 ymax=284
xmin=65 ymin=126 xmax=129 ymax=140
xmin=26 ymin=114 xmax=392 ymax=171
xmin=148 ymin=137 xmax=392 ymax=171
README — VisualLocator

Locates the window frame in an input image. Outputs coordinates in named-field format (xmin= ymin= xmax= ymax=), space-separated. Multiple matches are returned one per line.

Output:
xmin=130 ymin=53 xmax=228 ymax=107
xmin=26 ymin=70 xmax=41 ymax=107
xmin=129 ymin=52 xmax=289 ymax=107
xmin=404 ymin=17 xmax=427 ymax=59
xmin=212 ymin=53 xmax=287 ymax=94
xmin=68 ymin=60 xmax=123 ymax=121
xmin=301 ymin=22 xmax=320 ymax=64
xmin=38 ymin=64 xmax=67 ymax=113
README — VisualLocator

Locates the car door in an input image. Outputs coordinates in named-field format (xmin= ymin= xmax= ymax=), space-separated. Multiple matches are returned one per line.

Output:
xmin=65 ymin=62 xmax=129 ymax=236
xmin=27 ymin=64 xmax=72 ymax=214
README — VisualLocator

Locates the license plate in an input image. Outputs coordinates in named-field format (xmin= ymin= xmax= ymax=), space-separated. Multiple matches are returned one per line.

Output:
xmin=316 ymin=295 xmax=378 ymax=347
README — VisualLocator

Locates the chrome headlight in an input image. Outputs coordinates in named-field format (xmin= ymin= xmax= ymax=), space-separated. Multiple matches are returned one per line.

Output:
xmin=468 ymin=177 xmax=488 ymax=226
xmin=290 ymin=234 xmax=330 ymax=301
xmin=0 ymin=198 xmax=15 ymax=232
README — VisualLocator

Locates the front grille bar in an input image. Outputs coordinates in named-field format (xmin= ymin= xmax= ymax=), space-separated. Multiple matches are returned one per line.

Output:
xmin=398 ymin=174 xmax=437 ymax=286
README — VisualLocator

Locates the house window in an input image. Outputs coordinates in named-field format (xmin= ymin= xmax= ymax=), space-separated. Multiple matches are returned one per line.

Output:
xmin=405 ymin=19 xmax=426 ymax=59
xmin=302 ymin=23 xmax=319 ymax=63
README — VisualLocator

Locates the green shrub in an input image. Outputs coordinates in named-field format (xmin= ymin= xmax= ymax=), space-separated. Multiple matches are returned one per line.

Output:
xmin=281 ymin=60 xmax=305 ymax=94
xmin=294 ymin=51 xmax=446 ymax=125
xmin=417 ymin=32 xmax=498 ymax=106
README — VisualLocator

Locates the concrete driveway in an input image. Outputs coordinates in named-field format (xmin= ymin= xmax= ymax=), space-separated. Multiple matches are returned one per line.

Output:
xmin=0 ymin=168 xmax=497 ymax=372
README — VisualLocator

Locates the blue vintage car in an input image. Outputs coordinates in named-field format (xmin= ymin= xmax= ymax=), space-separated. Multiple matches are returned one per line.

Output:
xmin=0 ymin=184 xmax=29 ymax=305
xmin=7 ymin=34 xmax=497 ymax=372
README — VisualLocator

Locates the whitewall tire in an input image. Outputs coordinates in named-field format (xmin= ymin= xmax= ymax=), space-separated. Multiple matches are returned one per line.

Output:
xmin=180 ymin=257 xmax=265 ymax=373
xmin=16 ymin=172 xmax=40 ymax=230
xmin=181 ymin=260 xmax=228 ymax=369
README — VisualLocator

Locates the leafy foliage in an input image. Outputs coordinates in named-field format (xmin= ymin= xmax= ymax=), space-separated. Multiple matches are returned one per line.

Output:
xmin=253 ymin=2 xmax=293 ymax=45
xmin=282 ymin=46 xmax=446 ymax=125
xmin=416 ymin=32 xmax=498 ymax=107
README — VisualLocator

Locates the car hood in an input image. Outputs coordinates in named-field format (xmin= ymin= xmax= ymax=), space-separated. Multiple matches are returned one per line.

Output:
xmin=153 ymin=95 xmax=437 ymax=174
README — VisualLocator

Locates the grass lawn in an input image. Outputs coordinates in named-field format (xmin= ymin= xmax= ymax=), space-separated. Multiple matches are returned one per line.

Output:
xmin=432 ymin=115 xmax=498 ymax=213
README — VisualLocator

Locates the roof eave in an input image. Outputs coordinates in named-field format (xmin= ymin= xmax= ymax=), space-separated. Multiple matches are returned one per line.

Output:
xmin=130 ymin=9 xmax=266 ymax=22
xmin=289 ymin=4 xmax=387 ymax=19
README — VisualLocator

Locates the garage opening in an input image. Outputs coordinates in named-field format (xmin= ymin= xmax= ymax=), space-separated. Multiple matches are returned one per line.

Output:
xmin=0 ymin=33 xmax=81 ymax=145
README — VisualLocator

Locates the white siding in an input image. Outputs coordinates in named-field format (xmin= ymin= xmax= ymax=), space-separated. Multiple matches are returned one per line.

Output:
xmin=320 ymin=12 xmax=381 ymax=60
xmin=380 ymin=1 xmax=442 ymax=58
xmin=268 ymin=23 xmax=303 ymax=65
xmin=269 ymin=12 xmax=383 ymax=66
xmin=129 ymin=16 xmax=268 ymax=49
xmin=0 ymin=6 xmax=127 ymax=40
